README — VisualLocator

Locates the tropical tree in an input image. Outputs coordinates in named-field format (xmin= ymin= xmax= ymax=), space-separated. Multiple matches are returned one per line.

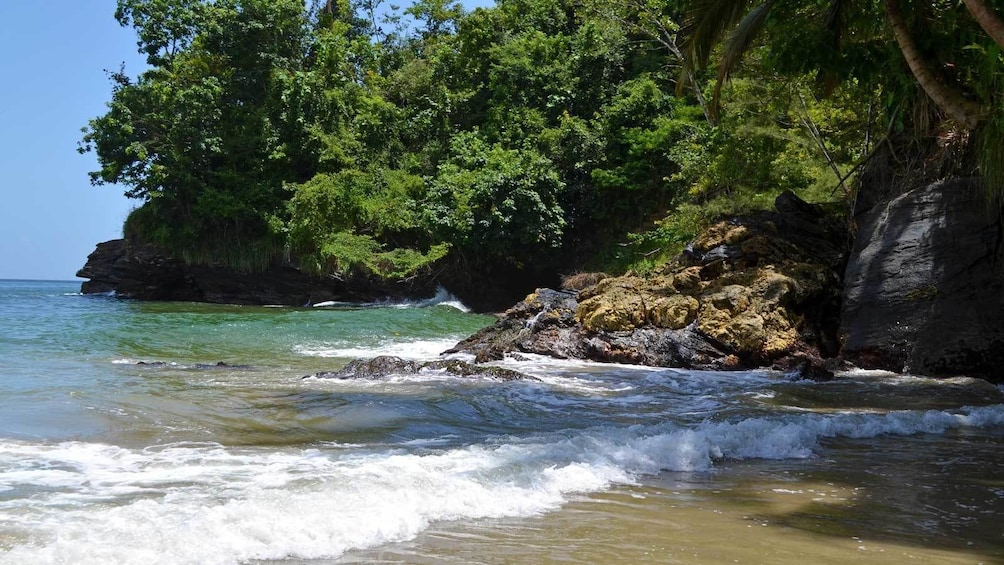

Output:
xmin=81 ymin=0 xmax=315 ymax=265
xmin=963 ymin=0 xmax=1004 ymax=49
xmin=676 ymin=0 xmax=998 ymax=128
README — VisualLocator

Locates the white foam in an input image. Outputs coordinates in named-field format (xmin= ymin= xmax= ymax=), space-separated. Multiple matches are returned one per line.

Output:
xmin=309 ymin=287 xmax=471 ymax=312
xmin=406 ymin=287 xmax=471 ymax=312
xmin=294 ymin=338 xmax=464 ymax=361
xmin=2 ymin=404 xmax=1002 ymax=564
xmin=0 ymin=439 xmax=612 ymax=564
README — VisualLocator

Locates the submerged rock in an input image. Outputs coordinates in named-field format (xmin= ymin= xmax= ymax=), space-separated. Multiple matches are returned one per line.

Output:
xmin=306 ymin=356 xmax=537 ymax=381
xmin=449 ymin=191 xmax=847 ymax=372
xmin=135 ymin=361 xmax=255 ymax=370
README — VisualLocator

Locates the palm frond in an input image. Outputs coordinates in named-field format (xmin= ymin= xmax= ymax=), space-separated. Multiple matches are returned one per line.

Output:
xmin=678 ymin=0 xmax=758 ymax=70
xmin=710 ymin=1 xmax=774 ymax=118
xmin=717 ymin=1 xmax=773 ymax=82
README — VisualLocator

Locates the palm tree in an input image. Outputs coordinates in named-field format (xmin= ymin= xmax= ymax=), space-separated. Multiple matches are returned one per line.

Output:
xmin=677 ymin=0 xmax=995 ymax=128
xmin=884 ymin=0 xmax=983 ymax=128
xmin=963 ymin=0 xmax=1004 ymax=49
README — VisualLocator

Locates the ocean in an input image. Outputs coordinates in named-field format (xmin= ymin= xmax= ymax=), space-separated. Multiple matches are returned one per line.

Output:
xmin=0 ymin=279 xmax=1002 ymax=564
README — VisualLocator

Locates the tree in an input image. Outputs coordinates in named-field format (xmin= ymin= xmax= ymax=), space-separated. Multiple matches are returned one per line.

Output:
xmin=405 ymin=0 xmax=464 ymax=38
xmin=425 ymin=132 xmax=566 ymax=264
xmin=676 ymin=0 xmax=994 ymax=128
xmin=883 ymin=0 xmax=982 ymax=127
xmin=585 ymin=0 xmax=713 ymax=124
xmin=114 ymin=0 xmax=201 ymax=66
xmin=81 ymin=0 xmax=315 ymax=264
xmin=963 ymin=0 xmax=1004 ymax=49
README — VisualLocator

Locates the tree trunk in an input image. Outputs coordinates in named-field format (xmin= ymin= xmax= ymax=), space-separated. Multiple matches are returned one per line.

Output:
xmin=963 ymin=0 xmax=1004 ymax=49
xmin=885 ymin=0 xmax=984 ymax=128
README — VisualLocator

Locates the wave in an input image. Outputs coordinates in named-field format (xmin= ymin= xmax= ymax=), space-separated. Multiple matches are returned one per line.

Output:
xmin=294 ymin=337 xmax=466 ymax=361
xmin=1 ymin=404 xmax=1002 ymax=564
xmin=311 ymin=287 xmax=470 ymax=312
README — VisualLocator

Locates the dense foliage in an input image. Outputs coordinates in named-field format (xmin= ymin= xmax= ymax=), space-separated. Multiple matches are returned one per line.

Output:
xmin=81 ymin=0 xmax=1002 ymax=282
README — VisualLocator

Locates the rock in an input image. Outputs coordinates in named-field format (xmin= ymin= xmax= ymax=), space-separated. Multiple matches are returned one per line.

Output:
xmin=77 ymin=239 xmax=440 ymax=306
xmin=449 ymin=191 xmax=848 ymax=371
xmin=192 ymin=362 xmax=255 ymax=370
xmin=445 ymin=288 xmax=586 ymax=362
xmin=840 ymin=178 xmax=1004 ymax=381
xmin=316 ymin=356 xmax=421 ymax=378
xmin=305 ymin=356 xmax=537 ymax=381
xmin=648 ymin=294 xmax=699 ymax=329
xmin=135 ymin=361 xmax=254 ymax=370
xmin=772 ymin=353 xmax=835 ymax=381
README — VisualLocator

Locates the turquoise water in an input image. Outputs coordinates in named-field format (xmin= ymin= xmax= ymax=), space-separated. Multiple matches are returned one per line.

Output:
xmin=1 ymin=279 xmax=1002 ymax=564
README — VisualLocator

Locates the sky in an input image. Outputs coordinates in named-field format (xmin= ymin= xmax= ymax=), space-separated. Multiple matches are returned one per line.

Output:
xmin=0 ymin=1 xmax=146 ymax=280
xmin=0 ymin=0 xmax=494 ymax=281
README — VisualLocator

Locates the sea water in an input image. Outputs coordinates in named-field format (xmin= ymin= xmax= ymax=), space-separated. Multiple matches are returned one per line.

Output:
xmin=0 ymin=279 xmax=1002 ymax=564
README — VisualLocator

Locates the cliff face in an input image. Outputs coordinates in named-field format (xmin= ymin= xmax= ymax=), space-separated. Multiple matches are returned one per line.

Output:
xmin=840 ymin=178 xmax=1004 ymax=380
xmin=76 ymin=239 xmax=440 ymax=306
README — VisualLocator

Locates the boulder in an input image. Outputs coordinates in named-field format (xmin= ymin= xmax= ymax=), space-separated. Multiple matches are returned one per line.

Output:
xmin=446 ymin=288 xmax=588 ymax=362
xmin=840 ymin=178 xmax=1004 ymax=380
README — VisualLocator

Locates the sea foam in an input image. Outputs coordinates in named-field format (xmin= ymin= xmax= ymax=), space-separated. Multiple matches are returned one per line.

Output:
xmin=294 ymin=337 xmax=466 ymax=360
xmin=311 ymin=287 xmax=470 ymax=312
xmin=1 ymin=404 xmax=1002 ymax=564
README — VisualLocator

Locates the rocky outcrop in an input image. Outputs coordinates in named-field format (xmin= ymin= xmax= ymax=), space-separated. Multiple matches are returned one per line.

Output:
xmin=76 ymin=239 xmax=439 ymax=306
xmin=305 ymin=356 xmax=536 ymax=381
xmin=840 ymin=178 xmax=1004 ymax=380
xmin=448 ymin=191 xmax=848 ymax=377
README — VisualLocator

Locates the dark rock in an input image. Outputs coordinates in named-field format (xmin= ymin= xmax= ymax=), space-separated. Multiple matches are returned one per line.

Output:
xmin=135 ymin=361 xmax=254 ymax=370
xmin=77 ymin=239 xmax=440 ymax=307
xmin=305 ymin=355 xmax=537 ymax=382
xmin=840 ymin=179 xmax=1004 ymax=381
xmin=326 ymin=356 xmax=421 ymax=378
xmin=422 ymin=359 xmax=536 ymax=381
xmin=192 ymin=362 xmax=254 ymax=370
xmin=773 ymin=353 xmax=835 ymax=381
xmin=446 ymin=288 xmax=583 ymax=362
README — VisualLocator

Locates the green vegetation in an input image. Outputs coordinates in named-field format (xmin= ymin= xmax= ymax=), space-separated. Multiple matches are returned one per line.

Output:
xmin=82 ymin=0 xmax=1004 ymax=282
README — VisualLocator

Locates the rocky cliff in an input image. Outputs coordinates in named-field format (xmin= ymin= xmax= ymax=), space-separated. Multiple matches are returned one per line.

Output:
xmin=76 ymin=239 xmax=439 ymax=306
xmin=448 ymin=191 xmax=848 ymax=378
xmin=840 ymin=178 xmax=1004 ymax=379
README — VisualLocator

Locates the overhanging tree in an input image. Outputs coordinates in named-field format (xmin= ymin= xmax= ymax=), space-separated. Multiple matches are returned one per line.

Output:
xmin=676 ymin=0 xmax=996 ymax=127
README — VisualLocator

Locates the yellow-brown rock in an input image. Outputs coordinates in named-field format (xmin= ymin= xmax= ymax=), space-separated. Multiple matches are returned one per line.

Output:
xmin=448 ymin=190 xmax=847 ymax=375
xmin=576 ymin=277 xmax=648 ymax=332
xmin=649 ymin=294 xmax=699 ymax=329
xmin=671 ymin=267 xmax=702 ymax=291
xmin=724 ymin=225 xmax=750 ymax=244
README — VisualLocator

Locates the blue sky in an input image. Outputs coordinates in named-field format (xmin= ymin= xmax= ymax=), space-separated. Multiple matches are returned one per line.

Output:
xmin=0 ymin=1 xmax=145 ymax=280
xmin=0 ymin=0 xmax=493 ymax=281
